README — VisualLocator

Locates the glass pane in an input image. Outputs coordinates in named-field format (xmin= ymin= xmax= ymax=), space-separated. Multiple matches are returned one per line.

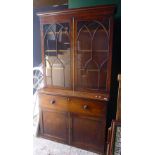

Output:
xmin=76 ymin=19 xmax=109 ymax=91
xmin=43 ymin=23 xmax=71 ymax=88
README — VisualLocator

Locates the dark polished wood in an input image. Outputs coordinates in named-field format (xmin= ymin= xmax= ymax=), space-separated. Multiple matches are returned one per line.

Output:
xmin=69 ymin=97 xmax=106 ymax=117
xmin=39 ymin=93 xmax=69 ymax=112
xmin=39 ymin=93 xmax=107 ymax=117
xmin=37 ymin=5 xmax=115 ymax=17
xmin=38 ymin=87 xmax=110 ymax=101
xmin=71 ymin=113 xmax=105 ymax=153
xmin=37 ymin=5 xmax=115 ymax=154
xmin=40 ymin=109 xmax=69 ymax=144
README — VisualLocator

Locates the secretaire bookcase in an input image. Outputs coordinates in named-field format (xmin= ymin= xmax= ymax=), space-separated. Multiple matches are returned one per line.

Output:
xmin=37 ymin=5 xmax=115 ymax=154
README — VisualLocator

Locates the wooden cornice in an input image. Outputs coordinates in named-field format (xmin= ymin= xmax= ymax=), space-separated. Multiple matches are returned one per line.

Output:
xmin=37 ymin=4 xmax=115 ymax=17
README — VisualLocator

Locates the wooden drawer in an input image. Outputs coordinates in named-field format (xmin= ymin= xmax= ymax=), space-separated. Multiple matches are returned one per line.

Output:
xmin=39 ymin=93 xmax=70 ymax=112
xmin=69 ymin=98 xmax=106 ymax=117
xmin=39 ymin=93 xmax=106 ymax=117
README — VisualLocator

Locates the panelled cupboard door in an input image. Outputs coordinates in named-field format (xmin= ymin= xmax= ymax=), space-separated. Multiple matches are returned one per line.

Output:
xmin=74 ymin=17 xmax=113 ymax=93
xmin=71 ymin=113 xmax=105 ymax=153
xmin=40 ymin=109 xmax=69 ymax=144
xmin=41 ymin=19 xmax=73 ymax=89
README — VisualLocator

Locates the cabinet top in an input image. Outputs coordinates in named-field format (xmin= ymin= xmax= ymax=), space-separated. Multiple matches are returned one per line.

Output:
xmin=38 ymin=87 xmax=110 ymax=102
xmin=37 ymin=4 xmax=115 ymax=17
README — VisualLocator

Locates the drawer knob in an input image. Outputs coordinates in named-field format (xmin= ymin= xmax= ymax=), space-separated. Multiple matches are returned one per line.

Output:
xmin=98 ymin=96 xmax=101 ymax=99
xmin=103 ymin=97 xmax=109 ymax=101
xmin=50 ymin=99 xmax=55 ymax=104
xmin=83 ymin=105 xmax=88 ymax=110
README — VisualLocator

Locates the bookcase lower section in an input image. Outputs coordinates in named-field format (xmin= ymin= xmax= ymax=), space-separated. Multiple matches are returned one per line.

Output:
xmin=39 ymin=93 xmax=107 ymax=154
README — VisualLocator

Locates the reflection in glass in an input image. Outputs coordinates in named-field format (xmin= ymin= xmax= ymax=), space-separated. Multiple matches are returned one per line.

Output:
xmin=43 ymin=23 xmax=70 ymax=88
xmin=76 ymin=19 xmax=109 ymax=91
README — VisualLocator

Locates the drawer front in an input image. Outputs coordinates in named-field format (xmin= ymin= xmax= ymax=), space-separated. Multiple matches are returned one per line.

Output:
xmin=39 ymin=93 xmax=106 ymax=117
xmin=69 ymin=98 xmax=106 ymax=117
xmin=39 ymin=93 xmax=70 ymax=112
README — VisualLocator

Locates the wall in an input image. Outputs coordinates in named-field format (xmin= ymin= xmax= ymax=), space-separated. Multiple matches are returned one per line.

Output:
xmin=69 ymin=0 xmax=115 ymax=7
xmin=69 ymin=0 xmax=120 ymax=17
xmin=33 ymin=0 xmax=68 ymax=8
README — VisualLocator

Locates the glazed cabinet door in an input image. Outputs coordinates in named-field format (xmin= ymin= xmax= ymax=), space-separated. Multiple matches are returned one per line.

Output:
xmin=74 ymin=17 xmax=113 ymax=93
xmin=70 ymin=114 xmax=105 ymax=153
xmin=40 ymin=109 xmax=69 ymax=144
xmin=42 ymin=21 xmax=72 ymax=89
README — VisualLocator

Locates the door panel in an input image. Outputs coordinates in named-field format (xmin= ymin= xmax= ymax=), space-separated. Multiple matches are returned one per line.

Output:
xmin=71 ymin=114 xmax=105 ymax=152
xmin=75 ymin=18 xmax=110 ymax=93
xmin=40 ymin=109 xmax=69 ymax=143
xmin=43 ymin=22 xmax=72 ymax=88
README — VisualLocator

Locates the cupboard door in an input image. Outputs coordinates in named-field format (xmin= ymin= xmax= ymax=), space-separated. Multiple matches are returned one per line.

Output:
xmin=75 ymin=18 xmax=111 ymax=93
xmin=40 ymin=109 xmax=69 ymax=144
xmin=71 ymin=114 xmax=105 ymax=153
xmin=43 ymin=22 xmax=72 ymax=88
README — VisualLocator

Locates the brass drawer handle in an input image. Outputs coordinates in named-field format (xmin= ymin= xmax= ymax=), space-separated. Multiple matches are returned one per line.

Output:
xmin=83 ymin=105 xmax=88 ymax=110
xmin=50 ymin=99 xmax=56 ymax=104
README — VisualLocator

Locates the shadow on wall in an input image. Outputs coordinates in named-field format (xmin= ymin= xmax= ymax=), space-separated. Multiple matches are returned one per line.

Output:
xmin=33 ymin=5 xmax=68 ymax=67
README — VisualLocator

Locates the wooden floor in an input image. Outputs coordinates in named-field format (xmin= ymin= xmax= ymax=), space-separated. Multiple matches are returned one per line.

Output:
xmin=33 ymin=136 xmax=100 ymax=155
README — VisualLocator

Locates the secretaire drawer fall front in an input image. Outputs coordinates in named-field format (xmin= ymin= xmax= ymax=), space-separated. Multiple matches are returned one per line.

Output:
xmin=39 ymin=93 xmax=106 ymax=117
